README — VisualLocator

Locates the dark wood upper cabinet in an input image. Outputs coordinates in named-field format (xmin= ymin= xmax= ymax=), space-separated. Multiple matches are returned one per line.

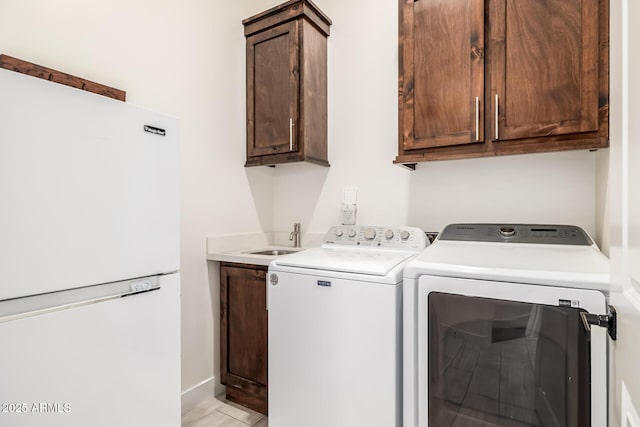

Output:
xmin=220 ymin=263 xmax=269 ymax=414
xmin=396 ymin=0 xmax=609 ymax=166
xmin=244 ymin=0 xmax=331 ymax=167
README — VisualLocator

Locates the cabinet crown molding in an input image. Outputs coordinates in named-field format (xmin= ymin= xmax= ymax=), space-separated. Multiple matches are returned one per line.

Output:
xmin=243 ymin=0 xmax=331 ymax=37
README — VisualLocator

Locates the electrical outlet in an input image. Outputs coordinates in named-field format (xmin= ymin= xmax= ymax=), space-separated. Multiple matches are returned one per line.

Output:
xmin=341 ymin=187 xmax=358 ymax=225
xmin=341 ymin=203 xmax=357 ymax=225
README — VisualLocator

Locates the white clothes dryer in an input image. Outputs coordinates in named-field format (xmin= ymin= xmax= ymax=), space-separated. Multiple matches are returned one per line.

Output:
xmin=403 ymin=224 xmax=615 ymax=427
xmin=268 ymin=225 xmax=428 ymax=427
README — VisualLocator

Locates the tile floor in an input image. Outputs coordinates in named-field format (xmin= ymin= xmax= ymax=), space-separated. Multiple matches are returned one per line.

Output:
xmin=182 ymin=395 xmax=267 ymax=427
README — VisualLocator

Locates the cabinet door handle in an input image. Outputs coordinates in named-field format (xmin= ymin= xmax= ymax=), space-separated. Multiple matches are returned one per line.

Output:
xmin=475 ymin=96 xmax=479 ymax=141
xmin=289 ymin=118 xmax=294 ymax=151
xmin=495 ymin=94 xmax=499 ymax=140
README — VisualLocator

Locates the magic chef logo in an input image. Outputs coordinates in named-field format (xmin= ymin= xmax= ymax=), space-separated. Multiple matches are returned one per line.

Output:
xmin=144 ymin=125 xmax=166 ymax=136
xmin=317 ymin=280 xmax=331 ymax=287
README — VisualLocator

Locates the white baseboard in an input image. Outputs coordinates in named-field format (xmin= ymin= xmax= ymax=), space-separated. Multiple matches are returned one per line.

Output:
xmin=181 ymin=376 xmax=219 ymax=415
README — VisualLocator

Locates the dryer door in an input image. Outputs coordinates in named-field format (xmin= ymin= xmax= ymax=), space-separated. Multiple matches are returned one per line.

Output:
xmin=416 ymin=276 xmax=607 ymax=427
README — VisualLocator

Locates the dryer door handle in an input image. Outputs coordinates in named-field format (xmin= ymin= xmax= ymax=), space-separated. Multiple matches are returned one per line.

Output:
xmin=580 ymin=305 xmax=617 ymax=340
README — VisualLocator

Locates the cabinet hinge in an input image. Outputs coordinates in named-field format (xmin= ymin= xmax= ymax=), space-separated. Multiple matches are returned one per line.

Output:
xmin=580 ymin=305 xmax=617 ymax=340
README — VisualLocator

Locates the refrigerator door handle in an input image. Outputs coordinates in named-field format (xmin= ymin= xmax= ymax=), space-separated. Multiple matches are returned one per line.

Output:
xmin=0 ymin=276 xmax=161 ymax=324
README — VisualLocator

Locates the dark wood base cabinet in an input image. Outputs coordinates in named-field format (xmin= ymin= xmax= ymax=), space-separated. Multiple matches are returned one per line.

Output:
xmin=220 ymin=263 xmax=268 ymax=415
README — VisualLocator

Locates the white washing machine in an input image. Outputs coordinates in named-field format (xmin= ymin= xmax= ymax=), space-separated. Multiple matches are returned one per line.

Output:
xmin=268 ymin=225 xmax=428 ymax=427
xmin=403 ymin=224 xmax=615 ymax=427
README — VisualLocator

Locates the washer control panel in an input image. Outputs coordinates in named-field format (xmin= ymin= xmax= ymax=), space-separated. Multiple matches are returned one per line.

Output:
xmin=323 ymin=226 xmax=428 ymax=250
xmin=438 ymin=223 xmax=593 ymax=246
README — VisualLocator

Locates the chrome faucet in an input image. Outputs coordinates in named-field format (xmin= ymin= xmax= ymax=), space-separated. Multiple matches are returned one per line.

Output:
xmin=289 ymin=222 xmax=301 ymax=248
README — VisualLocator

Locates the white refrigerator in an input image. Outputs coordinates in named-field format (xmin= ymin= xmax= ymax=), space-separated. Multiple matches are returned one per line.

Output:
xmin=0 ymin=68 xmax=180 ymax=426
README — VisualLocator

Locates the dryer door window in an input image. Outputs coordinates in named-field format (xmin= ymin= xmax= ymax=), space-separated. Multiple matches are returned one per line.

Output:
xmin=428 ymin=292 xmax=590 ymax=426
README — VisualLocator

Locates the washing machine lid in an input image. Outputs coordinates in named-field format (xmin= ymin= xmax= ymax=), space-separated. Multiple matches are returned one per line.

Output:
xmin=271 ymin=246 xmax=418 ymax=277
xmin=404 ymin=224 xmax=610 ymax=291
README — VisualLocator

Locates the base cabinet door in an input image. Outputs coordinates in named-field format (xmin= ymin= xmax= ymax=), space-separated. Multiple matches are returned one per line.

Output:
xmin=220 ymin=263 xmax=268 ymax=414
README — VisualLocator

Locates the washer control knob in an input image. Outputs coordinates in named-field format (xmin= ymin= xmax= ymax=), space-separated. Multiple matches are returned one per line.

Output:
xmin=499 ymin=226 xmax=516 ymax=238
xmin=400 ymin=230 xmax=411 ymax=240
xmin=348 ymin=228 xmax=357 ymax=238
xmin=335 ymin=228 xmax=344 ymax=237
xmin=364 ymin=228 xmax=376 ymax=240
xmin=385 ymin=229 xmax=394 ymax=240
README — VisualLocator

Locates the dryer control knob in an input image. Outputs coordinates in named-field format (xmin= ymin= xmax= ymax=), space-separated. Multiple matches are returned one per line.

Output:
xmin=348 ymin=228 xmax=357 ymax=238
xmin=364 ymin=228 xmax=376 ymax=240
xmin=385 ymin=229 xmax=394 ymax=240
xmin=400 ymin=230 xmax=410 ymax=240
xmin=335 ymin=228 xmax=344 ymax=237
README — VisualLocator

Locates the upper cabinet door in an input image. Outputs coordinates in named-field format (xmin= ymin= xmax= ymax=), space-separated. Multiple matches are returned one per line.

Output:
xmin=400 ymin=0 xmax=485 ymax=150
xmin=246 ymin=21 xmax=299 ymax=158
xmin=490 ymin=0 xmax=599 ymax=141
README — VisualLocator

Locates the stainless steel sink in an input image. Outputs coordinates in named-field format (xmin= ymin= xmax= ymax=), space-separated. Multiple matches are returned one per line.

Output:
xmin=248 ymin=249 xmax=300 ymax=256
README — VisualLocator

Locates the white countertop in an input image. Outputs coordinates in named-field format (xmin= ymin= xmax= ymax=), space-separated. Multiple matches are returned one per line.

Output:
xmin=207 ymin=245 xmax=307 ymax=266
xmin=206 ymin=231 xmax=323 ymax=266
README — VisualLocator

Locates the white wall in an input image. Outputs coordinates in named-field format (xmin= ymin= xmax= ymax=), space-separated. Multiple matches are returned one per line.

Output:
xmin=271 ymin=0 xmax=598 ymax=241
xmin=407 ymin=151 xmax=597 ymax=234
xmin=269 ymin=0 xmax=411 ymax=242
